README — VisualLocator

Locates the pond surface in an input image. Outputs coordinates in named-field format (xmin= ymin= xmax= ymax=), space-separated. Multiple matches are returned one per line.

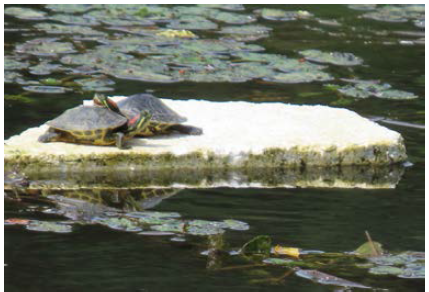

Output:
xmin=5 ymin=4 xmax=425 ymax=291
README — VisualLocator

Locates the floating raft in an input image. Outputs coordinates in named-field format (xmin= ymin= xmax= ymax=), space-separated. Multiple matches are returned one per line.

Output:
xmin=4 ymin=98 xmax=407 ymax=189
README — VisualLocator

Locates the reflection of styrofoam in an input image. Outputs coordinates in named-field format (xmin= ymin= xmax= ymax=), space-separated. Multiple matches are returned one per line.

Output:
xmin=5 ymin=98 xmax=406 ymax=171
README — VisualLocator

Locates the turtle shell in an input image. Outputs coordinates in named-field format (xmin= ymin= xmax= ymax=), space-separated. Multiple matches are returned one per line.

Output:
xmin=48 ymin=105 xmax=127 ymax=133
xmin=117 ymin=94 xmax=186 ymax=124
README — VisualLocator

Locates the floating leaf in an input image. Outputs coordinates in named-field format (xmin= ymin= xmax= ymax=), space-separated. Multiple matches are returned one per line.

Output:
xmin=138 ymin=231 xmax=176 ymax=236
xmin=5 ymin=7 xmax=47 ymax=20
xmin=218 ymin=25 xmax=272 ymax=35
xmin=369 ymin=265 xmax=404 ymax=276
xmin=156 ymin=29 xmax=197 ymax=39
xmin=300 ymin=49 xmax=363 ymax=66
xmin=222 ymin=219 xmax=249 ymax=231
xmin=255 ymin=8 xmax=313 ymax=21
xmin=29 ymin=62 xmax=66 ymax=75
xmin=35 ymin=23 xmax=106 ymax=36
xmin=263 ymin=71 xmax=333 ymax=84
xmin=398 ymin=263 xmax=425 ymax=279
xmin=348 ymin=4 xmax=377 ymax=11
xmin=198 ymin=4 xmax=245 ymax=11
xmin=45 ymin=4 xmax=97 ymax=13
xmin=336 ymin=82 xmax=418 ymax=100
xmin=93 ymin=217 xmax=142 ymax=232
xmin=208 ymin=10 xmax=256 ymax=24
xmin=368 ymin=252 xmax=424 ymax=266
xmin=362 ymin=5 xmax=425 ymax=23
xmin=4 ymin=56 xmax=29 ymax=71
xmin=151 ymin=221 xmax=186 ymax=233
xmin=74 ymin=76 xmax=116 ymax=92
xmin=186 ymin=220 xmax=225 ymax=236
xmin=375 ymin=89 xmax=419 ymax=100
xmin=241 ymin=235 xmax=272 ymax=255
xmin=16 ymin=41 xmax=77 ymax=57
xmin=49 ymin=14 xmax=100 ymax=26
xmin=26 ymin=221 xmax=73 ymax=233
xmin=23 ymin=86 xmax=71 ymax=94
xmin=4 ymin=71 xmax=23 ymax=84
xmin=295 ymin=269 xmax=371 ymax=289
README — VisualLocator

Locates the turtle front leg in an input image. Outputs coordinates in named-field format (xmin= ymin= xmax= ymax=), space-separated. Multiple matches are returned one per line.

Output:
xmin=115 ymin=132 xmax=130 ymax=150
xmin=168 ymin=124 xmax=203 ymax=135
xmin=38 ymin=129 xmax=61 ymax=143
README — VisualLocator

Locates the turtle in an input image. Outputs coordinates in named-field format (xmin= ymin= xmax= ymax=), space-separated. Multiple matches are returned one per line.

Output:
xmin=94 ymin=93 xmax=203 ymax=137
xmin=38 ymin=105 xmax=152 ymax=149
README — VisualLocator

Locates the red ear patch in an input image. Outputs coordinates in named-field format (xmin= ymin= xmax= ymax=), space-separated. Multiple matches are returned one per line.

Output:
xmin=128 ymin=114 xmax=140 ymax=126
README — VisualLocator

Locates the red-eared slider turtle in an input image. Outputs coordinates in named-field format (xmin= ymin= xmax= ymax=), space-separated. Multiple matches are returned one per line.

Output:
xmin=38 ymin=105 xmax=152 ymax=149
xmin=94 ymin=93 xmax=203 ymax=137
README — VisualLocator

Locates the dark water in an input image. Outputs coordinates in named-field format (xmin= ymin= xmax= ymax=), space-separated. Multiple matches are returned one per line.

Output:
xmin=5 ymin=4 xmax=425 ymax=291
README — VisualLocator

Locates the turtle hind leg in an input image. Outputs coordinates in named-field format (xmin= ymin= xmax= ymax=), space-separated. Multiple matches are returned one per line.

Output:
xmin=38 ymin=129 xmax=61 ymax=143
xmin=169 ymin=124 xmax=203 ymax=135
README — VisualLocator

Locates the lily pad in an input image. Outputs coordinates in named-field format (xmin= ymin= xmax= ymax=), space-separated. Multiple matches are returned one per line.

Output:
xmin=126 ymin=211 xmax=181 ymax=224
xmin=398 ymin=263 xmax=425 ymax=279
xmin=186 ymin=220 xmax=225 ymax=236
xmin=50 ymin=14 xmax=100 ymax=26
xmin=26 ymin=221 xmax=72 ymax=233
xmin=369 ymin=265 xmax=404 ymax=276
xmin=151 ymin=221 xmax=186 ymax=233
xmin=255 ymin=8 xmax=313 ymax=21
xmin=74 ymin=76 xmax=116 ymax=92
xmin=138 ymin=231 xmax=176 ymax=236
xmin=222 ymin=219 xmax=249 ymax=231
xmin=368 ymin=252 xmax=424 ymax=266
xmin=336 ymin=82 xmax=418 ymax=100
xmin=29 ymin=62 xmax=66 ymax=76
xmin=198 ymin=4 xmax=245 ymax=11
xmin=295 ymin=269 xmax=371 ymax=289
xmin=263 ymin=71 xmax=333 ymax=84
xmin=23 ymin=86 xmax=70 ymax=94
xmin=45 ymin=4 xmax=97 ymax=14
xmin=167 ymin=17 xmax=218 ymax=31
xmin=348 ymin=4 xmax=377 ymax=11
xmin=375 ymin=89 xmax=419 ymax=100
xmin=362 ymin=5 xmax=425 ymax=23
xmin=208 ymin=10 xmax=256 ymax=24
xmin=218 ymin=25 xmax=271 ymax=41
xmin=181 ymin=39 xmax=264 ymax=54
xmin=4 ymin=56 xmax=29 ymax=71
xmin=35 ymin=23 xmax=106 ymax=36
xmin=16 ymin=40 xmax=76 ymax=57
xmin=5 ymin=7 xmax=47 ymax=20
xmin=156 ymin=29 xmax=197 ymax=39
xmin=93 ymin=217 xmax=142 ymax=232
xmin=300 ymin=49 xmax=363 ymax=66
xmin=4 ymin=71 xmax=23 ymax=84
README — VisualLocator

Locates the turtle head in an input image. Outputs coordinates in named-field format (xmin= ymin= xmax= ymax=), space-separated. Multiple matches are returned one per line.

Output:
xmin=93 ymin=93 xmax=121 ymax=114
xmin=126 ymin=110 xmax=152 ymax=137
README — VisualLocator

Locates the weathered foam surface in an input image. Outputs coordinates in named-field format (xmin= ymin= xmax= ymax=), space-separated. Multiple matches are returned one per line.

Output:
xmin=4 ymin=98 xmax=407 ymax=189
